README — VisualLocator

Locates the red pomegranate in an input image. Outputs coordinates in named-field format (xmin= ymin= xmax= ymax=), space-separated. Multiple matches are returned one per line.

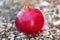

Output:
xmin=15 ymin=6 xmax=44 ymax=34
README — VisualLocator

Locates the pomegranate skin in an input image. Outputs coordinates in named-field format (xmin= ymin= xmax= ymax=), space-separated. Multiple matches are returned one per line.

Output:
xmin=15 ymin=8 xmax=44 ymax=34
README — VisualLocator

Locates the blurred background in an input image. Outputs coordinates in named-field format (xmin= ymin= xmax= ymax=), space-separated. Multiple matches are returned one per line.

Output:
xmin=0 ymin=0 xmax=60 ymax=40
